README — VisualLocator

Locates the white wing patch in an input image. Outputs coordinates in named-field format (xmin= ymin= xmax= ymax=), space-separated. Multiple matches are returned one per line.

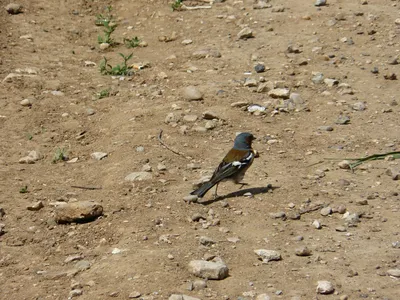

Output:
xmin=231 ymin=152 xmax=254 ymax=168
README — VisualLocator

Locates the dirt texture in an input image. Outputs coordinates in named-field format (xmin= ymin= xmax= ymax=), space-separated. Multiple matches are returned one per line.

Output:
xmin=0 ymin=0 xmax=399 ymax=299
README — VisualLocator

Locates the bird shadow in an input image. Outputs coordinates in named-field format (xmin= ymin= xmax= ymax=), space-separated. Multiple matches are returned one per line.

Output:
xmin=199 ymin=184 xmax=278 ymax=205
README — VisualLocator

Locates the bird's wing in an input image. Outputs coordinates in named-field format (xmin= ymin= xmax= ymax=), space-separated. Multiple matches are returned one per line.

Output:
xmin=210 ymin=150 xmax=254 ymax=183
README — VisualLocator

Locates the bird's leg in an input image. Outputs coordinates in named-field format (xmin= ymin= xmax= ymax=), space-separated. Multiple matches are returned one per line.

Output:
xmin=238 ymin=182 xmax=249 ymax=189
xmin=213 ymin=183 xmax=219 ymax=199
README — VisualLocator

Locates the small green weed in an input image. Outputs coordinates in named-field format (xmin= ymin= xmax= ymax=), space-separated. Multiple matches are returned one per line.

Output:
xmin=19 ymin=186 xmax=28 ymax=193
xmin=99 ymin=53 xmax=134 ymax=76
xmin=124 ymin=37 xmax=141 ymax=49
xmin=26 ymin=133 xmax=33 ymax=140
xmin=53 ymin=148 xmax=68 ymax=163
xmin=96 ymin=89 xmax=110 ymax=99
xmin=97 ymin=22 xmax=118 ymax=45
xmin=171 ymin=0 xmax=183 ymax=11
xmin=95 ymin=5 xmax=115 ymax=26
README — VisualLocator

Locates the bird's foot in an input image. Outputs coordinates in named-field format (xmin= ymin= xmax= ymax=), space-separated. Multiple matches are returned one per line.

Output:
xmin=239 ymin=183 xmax=249 ymax=189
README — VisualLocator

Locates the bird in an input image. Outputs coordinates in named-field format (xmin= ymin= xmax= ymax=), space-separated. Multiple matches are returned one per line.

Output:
xmin=190 ymin=132 xmax=256 ymax=198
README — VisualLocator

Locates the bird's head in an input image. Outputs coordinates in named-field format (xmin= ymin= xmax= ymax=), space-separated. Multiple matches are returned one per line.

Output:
xmin=234 ymin=132 xmax=256 ymax=149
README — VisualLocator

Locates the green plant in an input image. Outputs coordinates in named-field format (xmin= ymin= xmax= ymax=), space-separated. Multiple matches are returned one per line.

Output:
xmin=19 ymin=186 xmax=28 ymax=193
xmin=96 ymin=88 xmax=110 ymax=99
xmin=26 ymin=133 xmax=33 ymax=140
xmin=95 ymin=5 xmax=115 ymax=26
xmin=99 ymin=53 xmax=134 ymax=76
xmin=171 ymin=0 xmax=183 ymax=11
xmin=97 ymin=22 xmax=118 ymax=45
xmin=124 ymin=37 xmax=141 ymax=49
xmin=53 ymin=148 xmax=68 ymax=163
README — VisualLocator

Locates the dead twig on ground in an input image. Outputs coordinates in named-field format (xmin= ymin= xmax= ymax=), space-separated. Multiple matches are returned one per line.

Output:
xmin=158 ymin=129 xmax=192 ymax=160
xmin=71 ymin=185 xmax=102 ymax=190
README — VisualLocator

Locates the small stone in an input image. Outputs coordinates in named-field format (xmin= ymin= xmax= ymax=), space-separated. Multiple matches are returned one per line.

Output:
xmin=312 ymin=220 xmax=322 ymax=229
xmin=338 ymin=160 xmax=351 ymax=169
xmin=128 ymin=291 xmax=142 ymax=298
xmin=271 ymin=6 xmax=285 ymax=12
xmin=312 ymin=72 xmax=324 ymax=84
xmin=335 ymin=115 xmax=350 ymax=125
xmin=384 ymin=73 xmax=397 ymax=80
xmin=141 ymin=163 xmax=152 ymax=172
xmin=253 ymin=1 xmax=271 ymax=10
xmin=90 ymin=152 xmax=108 ymax=160
xmin=353 ymin=102 xmax=366 ymax=111
xmin=320 ymin=207 xmax=332 ymax=216
xmin=192 ymin=49 xmax=221 ymax=59
xmin=27 ymin=201 xmax=44 ymax=211
xmin=371 ymin=67 xmax=379 ymax=74
xmin=324 ymin=78 xmax=339 ymax=87
xmin=269 ymin=211 xmax=286 ymax=219
xmin=318 ymin=126 xmax=333 ymax=131
xmin=237 ymin=27 xmax=253 ymax=39
xmin=188 ymin=260 xmax=229 ymax=280
xmin=316 ymin=281 xmax=334 ymax=294
xmin=193 ymin=280 xmax=207 ymax=290
xmin=169 ymin=295 xmax=201 ymax=300
xmin=340 ymin=295 xmax=349 ymax=300
xmin=125 ymin=172 xmax=153 ymax=181
xmin=183 ymin=86 xmax=203 ymax=101
xmin=356 ymin=199 xmax=368 ymax=206
xmin=64 ymin=254 xmax=83 ymax=263
xmin=193 ymin=126 xmax=207 ymax=133
xmin=203 ymin=111 xmax=219 ymax=120
xmin=75 ymin=260 xmax=91 ymax=271
xmin=157 ymin=163 xmax=167 ymax=171
xmin=99 ymin=42 xmax=110 ymax=50
xmin=54 ymin=201 xmax=103 ymax=224
xmin=19 ymin=150 xmax=43 ymax=164
xmin=183 ymin=115 xmax=198 ymax=122
xmin=199 ymin=236 xmax=215 ymax=246
xmin=386 ymin=167 xmax=400 ymax=180
xmin=205 ymin=120 xmax=216 ymax=130
xmin=20 ymin=99 xmax=32 ymax=106
xmin=244 ymin=78 xmax=257 ymax=87
xmin=254 ymin=249 xmax=282 ymax=263
xmin=231 ymin=101 xmax=250 ymax=108
xmin=268 ymin=88 xmax=290 ymax=99
xmin=69 ymin=289 xmax=83 ymax=298
xmin=343 ymin=212 xmax=360 ymax=224
xmin=181 ymin=39 xmax=193 ymax=45
xmin=256 ymin=294 xmax=271 ymax=300
xmin=295 ymin=246 xmax=312 ymax=256
xmin=6 ymin=3 xmax=23 ymax=14
xmin=183 ymin=195 xmax=198 ymax=203
xmin=86 ymin=108 xmax=96 ymax=115
xmin=335 ymin=226 xmax=347 ymax=232
xmin=255 ymin=64 xmax=265 ymax=73
xmin=387 ymin=269 xmax=400 ymax=277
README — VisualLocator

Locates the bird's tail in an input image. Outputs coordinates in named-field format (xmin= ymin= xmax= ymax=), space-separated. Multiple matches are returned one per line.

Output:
xmin=190 ymin=181 xmax=215 ymax=198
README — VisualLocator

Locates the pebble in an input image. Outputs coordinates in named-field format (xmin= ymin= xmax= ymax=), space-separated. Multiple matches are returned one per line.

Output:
xmin=181 ymin=39 xmax=193 ymax=45
xmin=324 ymin=78 xmax=339 ymax=87
xmin=336 ymin=115 xmax=350 ymax=125
xmin=99 ymin=43 xmax=110 ymax=50
xmin=343 ymin=212 xmax=360 ymax=224
xmin=254 ymin=249 xmax=282 ymax=263
xmin=268 ymin=88 xmax=290 ymax=99
xmin=75 ymin=260 xmax=91 ymax=271
xmin=19 ymin=150 xmax=43 ymax=164
xmin=253 ymin=1 xmax=271 ymax=10
xmin=295 ymin=246 xmax=312 ymax=256
xmin=54 ymin=201 xmax=103 ymax=224
xmin=183 ymin=115 xmax=198 ymax=122
xmin=69 ymin=289 xmax=83 ymax=298
xmin=157 ymin=163 xmax=167 ymax=171
xmin=353 ymin=102 xmax=366 ymax=111
xmin=90 ymin=152 xmax=108 ymax=160
xmin=193 ymin=279 xmax=207 ymax=290
xmin=237 ymin=27 xmax=253 ymax=39
xmin=20 ymin=98 xmax=32 ymax=106
xmin=387 ymin=269 xmax=400 ymax=277
xmin=0 ymin=223 xmax=5 ymax=235
xmin=356 ymin=199 xmax=368 ymax=206
xmin=335 ymin=226 xmax=347 ymax=232
xmin=256 ymin=294 xmax=271 ymax=300
xmin=86 ymin=108 xmax=96 ymax=115
xmin=312 ymin=220 xmax=322 ymax=229
xmin=316 ymin=280 xmax=334 ymax=294
xmin=396 ymin=18 xmax=400 ymax=25
xmin=128 ymin=292 xmax=142 ymax=298
xmin=205 ymin=120 xmax=216 ymax=130
xmin=188 ymin=260 xmax=229 ymax=280
xmin=318 ymin=126 xmax=333 ymax=131
xmin=169 ymin=295 xmax=201 ymax=300
xmin=320 ymin=207 xmax=332 ymax=216
xmin=244 ymin=78 xmax=257 ymax=87
xmin=269 ymin=211 xmax=286 ymax=219
xmin=312 ymin=72 xmax=324 ymax=84
xmin=338 ymin=160 xmax=351 ymax=169
xmin=254 ymin=64 xmax=265 ymax=73
xmin=199 ymin=236 xmax=215 ymax=246
xmin=386 ymin=167 xmax=400 ymax=180
xmin=5 ymin=3 xmax=23 ymax=14
xmin=141 ymin=163 xmax=152 ymax=172
xmin=183 ymin=195 xmax=198 ymax=203
xmin=27 ymin=201 xmax=44 ymax=211
xmin=64 ymin=254 xmax=83 ymax=263
xmin=202 ymin=111 xmax=219 ymax=120
xmin=231 ymin=101 xmax=250 ymax=108
xmin=182 ymin=86 xmax=203 ymax=101
xmin=125 ymin=172 xmax=153 ymax=181
xmin=192 ymin=49 xmax=221 ymax=59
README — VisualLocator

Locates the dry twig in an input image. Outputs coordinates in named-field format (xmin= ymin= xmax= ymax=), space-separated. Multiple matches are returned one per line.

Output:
xmin=158 ymin=129 xmax=192 ymax=160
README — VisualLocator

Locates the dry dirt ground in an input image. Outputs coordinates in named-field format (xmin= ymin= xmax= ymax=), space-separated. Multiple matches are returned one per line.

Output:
xmin=1 ymin=0 xmax=399 ymax=299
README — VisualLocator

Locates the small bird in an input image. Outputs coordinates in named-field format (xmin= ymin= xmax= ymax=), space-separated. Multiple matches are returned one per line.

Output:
xmin=191 ymin=132 xmax=256 ymax=198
